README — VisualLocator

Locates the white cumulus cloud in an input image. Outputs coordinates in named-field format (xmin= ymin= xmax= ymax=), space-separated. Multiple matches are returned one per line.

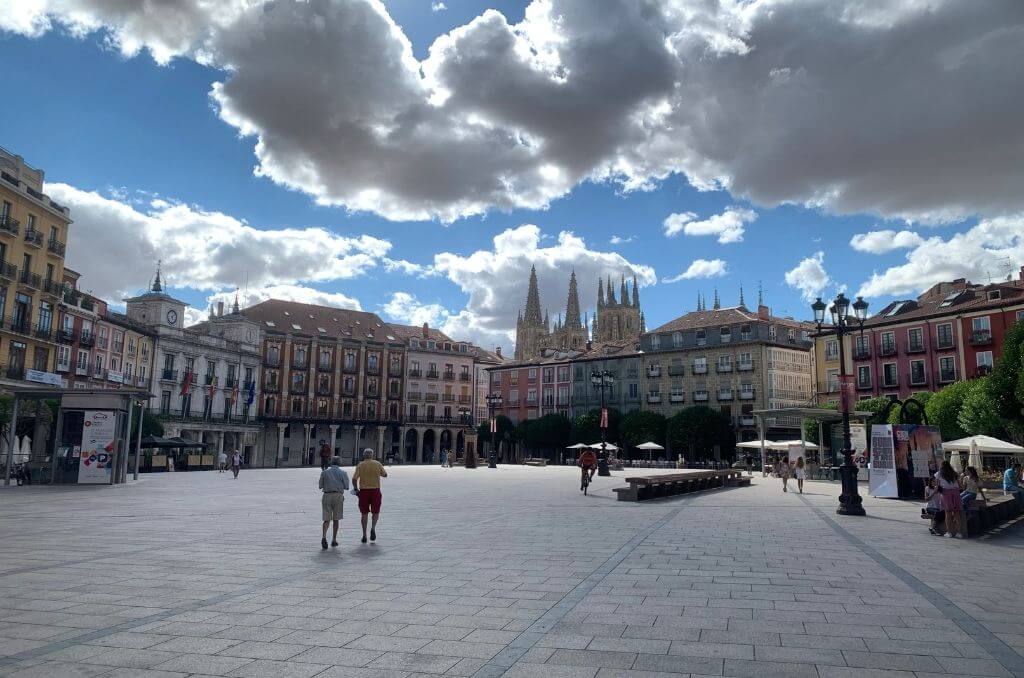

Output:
xmin=663 ymin=207 xmax=756 ymax=243
xmin=6 ymin=1 xmax=1023 ymax=223
xmin=380 ymin=292 xmax=451 ymax=328
xmin=662 ymin=259 xmax=728 ymax=283
xmin=850 ymin=229 xmax=925 ymax=254
xmin=785 ymin=251 xmax=832 ymax=303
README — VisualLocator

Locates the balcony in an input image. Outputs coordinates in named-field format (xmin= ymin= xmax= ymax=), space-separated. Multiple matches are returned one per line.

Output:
xmin=443 ymin=370 xmax=455 ymax=380
xmin=853 ymin=346 xmax=871 ymax=360
xmin=907 ymin=371 xmax=928 ymax=387
xmin=47 ymin=238 xmax=66 ymax=256
xmin=291 ymin=360 xmax=308 ymax=370
xmin=57 ymin=327 xmax=75 ymax=343
xmin=973 ymin=364 xmax=993 ymax=378
xmin=389 ymin=364 xmax=402 ymax=377
xmin=79 ymin=332 xmax=94 ymax=347
xmin=717 ymin=390 xmax=734 ymax=401
xmin=458 ymin=394 xmax=472 ymax=404
xmin=425 ymin=370 xmax=440 ymax=379
xmin=739 ymin=416 xmax=756 ymax=427
xmin=0 ymin=215 xmax=19 ymax=236
xmin=55 ymin=361 xmax=70 ymax=373
xmin=264 ymin=381 xmax=280 ymax=393
xmin=647 ymin=393 xmax=662 ymax=403
xmin=824 ymin=351 xmax=839 ymax=362
xmin=739 ymin=389 xmax=755 ymax=400
xmin=388 ymin=389 xmax=402 ymax=400
xmin=23 ymin=228 xmax=43 ymax=248
xmin=342 ymin=361 xmax=358 ymax=373
xmin=161 ymin=368 xmax=178 ymax=382
xmin=6 ymin=316 xmax=30 ymax=335
xmin=316 ymin=361 xmax=333 ymax=372
xmin=647 ymin=366 xmax=661 ymax=377
xmin=667 ymin=365 xmax=685 ymax=376
xmin=0 ymin=260 xmax=15 ymax=280
xmin=424 ymin=393 xmax=439 ymax=402
xmin=740 ymin=332 xmax=753 ymax=342
xmin=879 ymin=342 xmax=898 ymax=357
xmin=937 ymin=368 xmax=957 ymax=384
xmin=407 ymin=391 xmax=422 ymax=401
xmin=692 ymin=365 xmax=708 ymax=374
xmin=737 ymin=361 xmax=754 ymax=372
xmin=669 ymin=393 xmax=685 ymax=403
xmin=75 ymin=364 xmax=88 ymax=376
xmin=969 ymin=330 xmax=993 ymax=346
xmin=289 ymin=382 xmax=307 ymax=394
xmin=366 ymin=365 xmax=380 ymax=376
xmin=34 ymin=324 xmax=51 ymax=340
xmin=263 ymin=356 xmax=281 ymax=367
xmin=442 ymin=393 xmax=455 ymax=402
xmin=408 ymin=368 xmax=422 ymax=378
xmin=137 ymin=377 xmax=148 ymax=388
xmin=459 ymin=372 xmax=471 ymax=381
xmin=906 ymin=341 xmax=926 ymax=354
xmin=720 ymin=333 xmax=732 ymax=344
xmin=225 ymin=377 xmax=238 ymax=389
xmin=6 ymin=365 xmax=25 ymax=380
xmin=716 ymin=363 xmax=733 ymax=373
xmin=203 ymin=374 xmax=216 ymax=386
xmin=18 ymin=270 xmax=42 ymax=289
xmin=693 ymin=390 xmax=709 ymax=402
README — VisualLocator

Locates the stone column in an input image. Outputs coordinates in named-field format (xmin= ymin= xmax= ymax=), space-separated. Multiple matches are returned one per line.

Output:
xmin=217 ymin=431 xmax=225 ymax=456
xmin=355 ymin=425 xmax=364 ymax=461
xmin=376 ymin=426 xmax=386 ymax=460
xmin=416 ymin=428 xmax=424 ymax=464
xmin=276 ymin=422 xmax=286 ymax=467
xmin=329 ymin=424 xmax=339 ymax=454
xmin=303 ymin=423 xmax=311 ymax=465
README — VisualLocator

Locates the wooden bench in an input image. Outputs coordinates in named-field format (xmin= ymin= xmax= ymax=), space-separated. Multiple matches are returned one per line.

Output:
xmin=524 ymin=458 xmax=548 ymax=467
xmin=613 ymin=469 xmax=748 ymax=502
xmin=965 ymin=495 xmax=1023 ymax=537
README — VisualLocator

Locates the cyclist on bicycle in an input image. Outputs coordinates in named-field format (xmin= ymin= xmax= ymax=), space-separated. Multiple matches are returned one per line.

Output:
xmin=578 ymin=448 xmax=597 ymax=490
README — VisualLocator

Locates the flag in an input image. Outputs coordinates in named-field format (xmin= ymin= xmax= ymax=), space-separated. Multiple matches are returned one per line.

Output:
xmin=600 ymin=407 xmax=608 ymax=429
xmin=180 ymin=370 xmax=193 ymax=396
xmin=208 ymin=375 xmax=217 ymax=399
xmin=490 ymin=417 xmax=496 ymax=434
xmin=231 ymin=375 xmax=240 ymax=405
xmin=245 ymin=379 xmax=255 ymax=406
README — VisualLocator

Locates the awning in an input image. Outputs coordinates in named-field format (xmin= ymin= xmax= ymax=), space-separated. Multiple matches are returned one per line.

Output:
xmin=942 ymin=435 xmax=1024 ymax=454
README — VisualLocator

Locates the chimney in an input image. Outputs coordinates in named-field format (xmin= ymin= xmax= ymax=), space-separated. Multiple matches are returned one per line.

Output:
xmin=757 ymin=304 xmax=770 ymax=320
xmin=495 ymin=346 xmax=502 ymax=358
xmin=217 ymin=301 xmax=224 ymax=317
xmin=586 ymin=340 xmax=593 ymax=351
xmin=1019 ymin=265 xmax=1024 ymax=282
xmin=422 ymin=322 xmax=429 ymax=338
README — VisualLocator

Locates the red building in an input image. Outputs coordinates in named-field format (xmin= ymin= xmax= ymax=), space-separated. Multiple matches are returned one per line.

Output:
xmin=487 ymin=352 xmax=574 ymax=426
xmin=829 ymin=268 xmax=1024 ymax=402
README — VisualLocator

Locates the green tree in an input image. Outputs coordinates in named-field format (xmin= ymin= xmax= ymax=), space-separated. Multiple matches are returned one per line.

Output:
xmin=132 ymin=410 xmax=165 ymax=439
xmin=619 ymin=410 xmax=667 ymax=449
xmin=517 ymin=413 xmax=571 ymax=459
xmin=477 ymin=415 xmax=516 ymax=455
xmin=803 ymin=402 xmax=836 ymax=444
xmin=886 ymin=391 xmax=932 ymax=426
xmin=666 ymin=406 xmax=735 ymax=461
xmin=958 ymin=376 xmax=1006 ymax=438
xmin=570 ymin=408 xmax=620 ymax=445
xmin=988 ymin=319 xmax=1024 ymax=443
xmin=925 ymin=380 xmax=973 ymax=441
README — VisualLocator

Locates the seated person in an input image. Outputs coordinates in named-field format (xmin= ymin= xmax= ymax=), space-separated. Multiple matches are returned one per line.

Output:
xmin=1003 ymin=463 xmax=1024 ymax=504
xmin=924 ymin=478 xmax=945 ymax=536
xmin=960 ymin=466 xmax=987 ymax=507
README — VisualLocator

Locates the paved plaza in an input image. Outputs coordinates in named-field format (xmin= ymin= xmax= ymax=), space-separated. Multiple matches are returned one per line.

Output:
xmin=0 ymin=466 xmax=1022 ymax=678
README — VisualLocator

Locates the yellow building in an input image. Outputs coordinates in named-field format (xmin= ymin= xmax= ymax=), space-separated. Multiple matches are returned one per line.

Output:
xmin=812 ymin=330 xmax=852 ymax=406
xmin=0 ymin=147 xmax=71 ymax=385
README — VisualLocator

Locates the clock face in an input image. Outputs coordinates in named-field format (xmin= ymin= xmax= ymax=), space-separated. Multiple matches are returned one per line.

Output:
xmin=166 ymin=309 xmax=178 ymax=325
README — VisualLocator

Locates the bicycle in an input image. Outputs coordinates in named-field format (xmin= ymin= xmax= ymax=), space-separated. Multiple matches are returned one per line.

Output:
xmin=580 ymin=467 xmax=594 ymax=495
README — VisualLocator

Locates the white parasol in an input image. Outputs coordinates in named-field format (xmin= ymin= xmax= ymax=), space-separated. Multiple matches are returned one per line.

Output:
xmin=949 ymin=448 xmax=963 ymax=473
xmin=967 ymin=439 xmax=983 ymax=471
xmin=565 ymin=443 xmax=588 ymax=449
xmin=589 ymin=442 xmax=618 ymax=451
xmin=18 ymin=435 xmax=31 ymax=464
xmin=635 ymin=441 xmax=665 ymax=462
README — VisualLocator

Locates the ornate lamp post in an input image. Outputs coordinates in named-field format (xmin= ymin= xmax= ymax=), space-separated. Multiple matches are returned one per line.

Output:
xmin=485 ymin=393 xmax=503 ymax=469
xmin=459 ymin=407 xmax=475 ymax=468
xmin=812 ymin=293 xmax=869 ymax=516
xmin=591 ymin=370 xmax=614 ymax=477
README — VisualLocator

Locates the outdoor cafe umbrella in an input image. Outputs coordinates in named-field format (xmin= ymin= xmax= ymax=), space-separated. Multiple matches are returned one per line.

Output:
xmin=588 ymin=442 xmax=618 ymax=451
xmin=968 ymin=439 xmax=983 ymax=471
xmin=950 ymin=448 xmax=963 ymax=473
xmin=566 ymin=443 xmax=588 ymax=449
xmin=635 ymin=441 xmax=664 ymax=462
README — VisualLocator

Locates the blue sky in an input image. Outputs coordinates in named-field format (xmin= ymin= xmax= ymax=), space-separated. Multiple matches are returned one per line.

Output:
xmin=1 ymin=0 xmax=1020 ymax=351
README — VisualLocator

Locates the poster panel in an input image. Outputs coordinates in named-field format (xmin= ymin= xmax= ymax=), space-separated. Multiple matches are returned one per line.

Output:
xmin=894 ymin=424 xmax=944 ymax=492
xmin=869 ymin=424 xmax=898 ymax=498
xmin=78 ymin=410 xmax=116 ymax=484
xmin=850 ymin=424 xmax=868 ymax=466
xmin=911 ymin=450 xmax=931 ymax=478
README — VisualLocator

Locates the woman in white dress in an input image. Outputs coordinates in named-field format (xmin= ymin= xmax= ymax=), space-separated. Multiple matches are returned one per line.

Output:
xmin=794 ymin=457 xmax=806 ymax=494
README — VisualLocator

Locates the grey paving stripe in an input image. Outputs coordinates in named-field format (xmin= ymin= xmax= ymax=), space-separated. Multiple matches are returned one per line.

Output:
xmin=471 ymin=503 xmax=688 ymax=678
xmin=798 ymin=493 xmax=1024 ymax=677
xmin=0 ymin=510 xmax=515 ymax=669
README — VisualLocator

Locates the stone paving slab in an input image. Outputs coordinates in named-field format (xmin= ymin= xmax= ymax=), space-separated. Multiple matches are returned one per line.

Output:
xmin=0 ymin=465 xmax=1023 ymax=677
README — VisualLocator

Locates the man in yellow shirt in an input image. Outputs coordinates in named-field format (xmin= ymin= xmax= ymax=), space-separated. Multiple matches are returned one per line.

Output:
xmin=352 ymin=448 xmax=388 ymax=543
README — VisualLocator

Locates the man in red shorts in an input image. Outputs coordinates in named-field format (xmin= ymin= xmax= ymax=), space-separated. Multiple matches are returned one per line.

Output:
xmin=578 ymin=448 xmax=597 ymax=490
xmin=352 ymin=448 xmax=387 ymax=543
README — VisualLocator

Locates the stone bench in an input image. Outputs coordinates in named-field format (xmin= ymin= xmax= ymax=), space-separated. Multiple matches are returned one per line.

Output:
xmin=613 ymin=469 xmax=747 ymax=502
xmin=965 ymin=495 xmax=1023 ymax=537
xmin=524 ymin=458 xmax=548 ymax=467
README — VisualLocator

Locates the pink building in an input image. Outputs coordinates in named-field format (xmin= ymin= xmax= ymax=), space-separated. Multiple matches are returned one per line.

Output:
xmin=487 ymin=354 xmax=573 ymax=426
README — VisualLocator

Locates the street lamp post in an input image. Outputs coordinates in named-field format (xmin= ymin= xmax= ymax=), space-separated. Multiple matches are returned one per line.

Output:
xmin=460 ymin=407 xmax=475 ymax=468
xmin=485 ymin=393 xmax=503 ymax=469
xmin=591 ymin=370 xmax=614 ymax=477
xmin=812 ymin=293 xmax=869 ymax=517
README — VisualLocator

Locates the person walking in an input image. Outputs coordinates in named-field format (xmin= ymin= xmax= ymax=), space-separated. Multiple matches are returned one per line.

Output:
xmin=446 ymin=449 xmax=455 ymax=469
xmin=936 ymin=461 xmax=965 ymax=538
xmin=794 ymin=457 xmax=805 ymax=494
xmin=230 ymin=449 xmax=242 ymax=479
xmin=318 ymin=456 xmax=350 ymax=550
xmin=217 ymin=449 xmax=228 ymax=473
xmin=352 ymin=448 xmax=387 ymax=543
xmin=319 ymin=442 xmax=332 ymax=470
xmin=779 ymin=458 xmax=791 ymax=492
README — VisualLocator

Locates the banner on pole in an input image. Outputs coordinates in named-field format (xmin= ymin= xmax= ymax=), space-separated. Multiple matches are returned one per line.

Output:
xmin=490 ymin=417 xmax=496 ymax=434
xmin=600 ymin=408 xmax=608 ymax=429
xmin=869 ymin=424 xmax=898 ymax=498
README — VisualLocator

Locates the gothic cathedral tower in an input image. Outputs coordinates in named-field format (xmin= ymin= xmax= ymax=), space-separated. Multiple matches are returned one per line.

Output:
xmin=594 ymin=275 xmax=643 ymax=343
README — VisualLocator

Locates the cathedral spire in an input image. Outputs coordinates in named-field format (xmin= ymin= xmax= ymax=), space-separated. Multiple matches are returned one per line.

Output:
xmin=606 ymin=275 xmax=616 ymax=304
xmin=713 ymin=288 xmax=721 ymax=310
xmin=543 ymin=308 xmax=549 ymax=331
xmin=523 ymin=265 xmax=543 ymax=324
xmin=597 ymin=277 xmax=605 ymax=308
xmin=232 ymin=290 xmax=240 ymax=314
xmin=620 ymin=275 xmax=628 ymax=304
xmin=152 ymin=260 xmax=163 ymax=293
xmin=565 ymin=270 xmax=582 ymax=328
xmin=758 ymin=281 xmax=764 ymax=307
xmin=739 ymin=285 xmax=745 ymax=308
xmin=640 ymin=312 xmax=646 ymax=333
xmin=632 ymin=275 xmax=639 ymax=307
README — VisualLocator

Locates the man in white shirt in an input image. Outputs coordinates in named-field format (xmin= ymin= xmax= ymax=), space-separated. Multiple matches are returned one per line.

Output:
xmin=217 ymin=450 xmax=228 ymax=473
xmin=318 ymin=456 xmax=350 ymax=550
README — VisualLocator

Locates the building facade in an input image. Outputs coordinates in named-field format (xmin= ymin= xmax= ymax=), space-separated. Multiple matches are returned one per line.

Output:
xmin=816 ymin=270 xmax=1024 ymax=403
xmin=569 ymin=342 xmax=643 ymax=418
xmin=125 ymin=275 xmax=263 ymax=463
xmin=514 ymin=267 xmax=590 ymax=360
xmin=594 ymin=275 xmax=644 ymax=343
xmin=641 ymin=302 xmax=816 ymax=440
xmin=0 ymin=146 xmax=71 ymax=386
xmin=488 ymin=352 xmax=576 ymax=426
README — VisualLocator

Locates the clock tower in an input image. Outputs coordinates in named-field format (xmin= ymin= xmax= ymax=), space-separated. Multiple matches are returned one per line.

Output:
xmin=125 ymin=264 xmax=188 ymax=330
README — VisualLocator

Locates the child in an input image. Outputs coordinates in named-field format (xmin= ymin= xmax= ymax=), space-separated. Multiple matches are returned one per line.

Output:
xmin=924 ymin=477 xmax=945 ymax=536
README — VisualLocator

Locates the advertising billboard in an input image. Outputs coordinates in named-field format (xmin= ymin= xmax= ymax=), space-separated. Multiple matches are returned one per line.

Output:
xmin=78 ymin=410 xmax=116 ymax=484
